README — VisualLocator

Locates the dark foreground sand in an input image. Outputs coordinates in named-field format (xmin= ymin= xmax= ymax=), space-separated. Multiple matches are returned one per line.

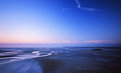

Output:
xmin=37 ymin=54 xmax=121 ymax=73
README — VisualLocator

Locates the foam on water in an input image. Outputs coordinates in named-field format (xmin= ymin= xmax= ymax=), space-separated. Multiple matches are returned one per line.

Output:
xmin=0 ymin=50 xmax=53 ymax=64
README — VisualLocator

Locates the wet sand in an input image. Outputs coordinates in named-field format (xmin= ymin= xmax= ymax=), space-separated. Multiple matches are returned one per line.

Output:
xmin=37 ymin=54 xmax=121 ymax=73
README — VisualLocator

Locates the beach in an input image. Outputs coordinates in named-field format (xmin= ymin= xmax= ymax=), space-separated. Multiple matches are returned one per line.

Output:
xmin=0 ymin=47 xmax=121 ymax=73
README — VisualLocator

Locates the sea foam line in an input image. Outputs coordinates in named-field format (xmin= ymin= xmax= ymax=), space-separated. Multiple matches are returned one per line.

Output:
xmin=0 ymin=51 xmax=53 ymax=65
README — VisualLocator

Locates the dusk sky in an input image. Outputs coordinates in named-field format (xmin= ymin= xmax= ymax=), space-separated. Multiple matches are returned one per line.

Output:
xmin=0 ymin=0 xmax=121 ymax=47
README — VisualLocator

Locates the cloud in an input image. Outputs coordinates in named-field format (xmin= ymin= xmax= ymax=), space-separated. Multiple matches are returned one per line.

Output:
xmin=84 ymin=40 xmax=113 ymax=43
xmin=62 ymin=40 xmax=114 ymax=44
xmin=75 ymin=0 xmax=81 ymax=8
xmin=75 ymin=0 xmax=95 ymax=11
xmin=62 ymin=40 xmax=71 ymax=43
xmin=62 ymin=40 xmax=79 ymax=44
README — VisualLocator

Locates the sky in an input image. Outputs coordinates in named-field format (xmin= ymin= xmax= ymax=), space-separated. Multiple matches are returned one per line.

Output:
xmin=0 ymin=0 xmax=121 ymax=47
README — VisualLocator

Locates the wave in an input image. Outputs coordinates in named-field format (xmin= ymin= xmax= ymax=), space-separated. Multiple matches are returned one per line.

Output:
xmin=0 ymin=50 xmax=53 ymax=64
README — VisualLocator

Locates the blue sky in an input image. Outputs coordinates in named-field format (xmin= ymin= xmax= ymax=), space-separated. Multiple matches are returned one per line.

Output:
xmin=0 ymin=0 xmax=121 ymax=47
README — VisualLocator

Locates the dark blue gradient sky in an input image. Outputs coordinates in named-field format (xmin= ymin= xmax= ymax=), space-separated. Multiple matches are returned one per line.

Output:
xmin=0 ymin=0 xmax=121 ymax=46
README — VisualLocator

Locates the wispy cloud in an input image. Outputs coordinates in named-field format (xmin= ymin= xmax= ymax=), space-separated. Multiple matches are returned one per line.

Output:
xmin=84 ymin=40 xmax=113 ymax=43
xmin=62 ymin=40 xmax=79 ymax=44
xmin=75 ymin=0 xmax=95 ymax=11
xmin=75 ymin=0 xmax=81 ymax=8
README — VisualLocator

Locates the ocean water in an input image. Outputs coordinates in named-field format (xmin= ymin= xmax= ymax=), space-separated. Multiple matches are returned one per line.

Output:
xmin=0 ymin=47 xmax=121 ymax=73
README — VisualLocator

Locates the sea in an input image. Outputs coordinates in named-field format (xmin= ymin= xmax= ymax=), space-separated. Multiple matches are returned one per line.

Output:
xmin=0 ymin=47 xmax=121 ymax=73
